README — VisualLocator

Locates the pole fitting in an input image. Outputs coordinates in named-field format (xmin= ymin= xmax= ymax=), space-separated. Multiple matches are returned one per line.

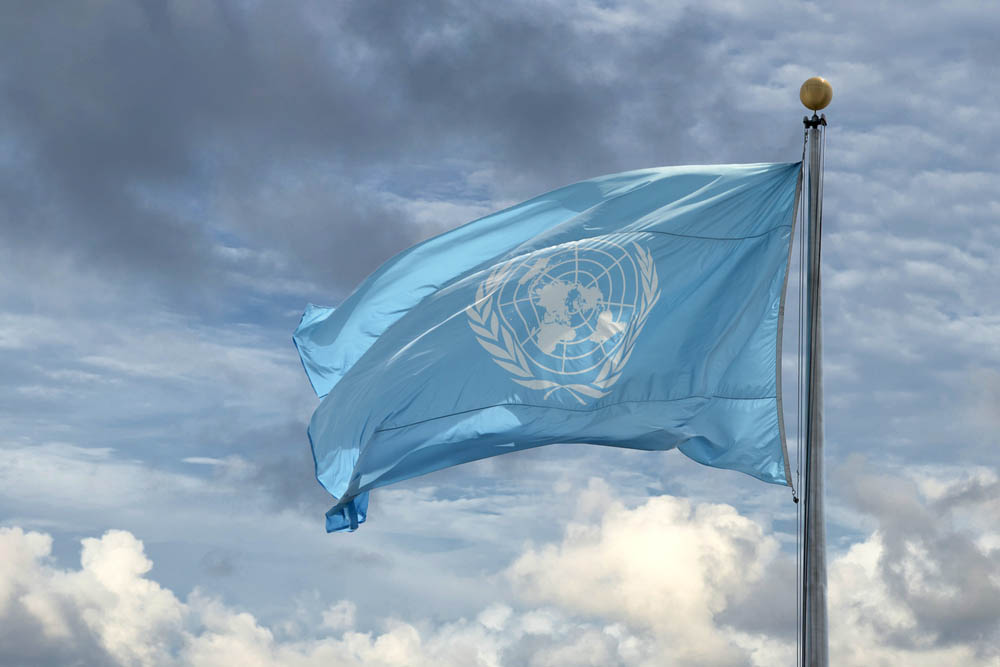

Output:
xmin=803 ymin=113 xmax=827 ymax=129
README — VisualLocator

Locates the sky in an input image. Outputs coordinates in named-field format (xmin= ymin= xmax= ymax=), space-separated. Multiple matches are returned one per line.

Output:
xmin=1 ymin=1 xmax=998 ymax=665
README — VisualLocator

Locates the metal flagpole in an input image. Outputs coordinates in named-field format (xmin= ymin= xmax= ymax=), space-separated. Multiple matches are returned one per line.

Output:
xmin=799 ymin=77 xmax=832 ymax=667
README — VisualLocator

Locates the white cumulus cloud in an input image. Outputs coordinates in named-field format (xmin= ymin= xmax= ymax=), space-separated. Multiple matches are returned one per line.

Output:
xmin=1 ymin=478 xmax=997 ymax=666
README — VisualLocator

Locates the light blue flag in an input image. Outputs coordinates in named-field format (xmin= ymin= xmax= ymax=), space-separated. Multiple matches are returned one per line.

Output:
xmin=295 ymin=162 xmax=801 ymax=531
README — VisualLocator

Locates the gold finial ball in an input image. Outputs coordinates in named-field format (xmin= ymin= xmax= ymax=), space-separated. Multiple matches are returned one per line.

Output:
xmin=800 ymin=77 xmax=833 ymax=111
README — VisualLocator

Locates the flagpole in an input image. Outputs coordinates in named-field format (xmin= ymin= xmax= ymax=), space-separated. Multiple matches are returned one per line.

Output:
xmin=799 ymin=77 xmax=832 ymax=667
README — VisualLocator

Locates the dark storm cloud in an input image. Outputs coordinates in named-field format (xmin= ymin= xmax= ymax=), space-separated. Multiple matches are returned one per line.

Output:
xmin=230 ymin=421 xmax=333 ymax=513
xmin=0 ymin=587 xmax=117 ymax=667
xmin=839 ymin=458 xmax=1000 ymax=652
xmin=3 ymin=0 xmax=996 ymax=303
xmin=715 ymin=551 xmax=798 ymax=638
xmin=717 ymin=463 xmax=1000 ymax=658
xmin=1 ymin=0 xmax=804 ymax=300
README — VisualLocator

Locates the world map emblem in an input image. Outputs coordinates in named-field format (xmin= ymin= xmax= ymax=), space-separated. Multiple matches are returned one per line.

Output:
xmin=466 ymin=236 xmax=661 ymax=404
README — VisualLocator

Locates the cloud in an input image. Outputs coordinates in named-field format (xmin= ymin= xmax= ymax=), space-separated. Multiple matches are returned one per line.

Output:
xmin=506 ymin=482 xmax=779 ymax=665
xmin=3 ymin=0 xmax=997 ymax=481
xmin=2 ymin=477 xmax=996 ymax=666
xmin=836 ymin=459 xmax=1000 ymax=653
xmin=0 ymin=0 xmax=814 ymax=304
xmin=0 ymin=302 xmax=314 ymax=474
xmin=0 ymin=527 xmax=180 ymax=667
xmin=2 ymin=1 xmax=1000 ymax=665
xmin=0 ymin=523 xmax=646 ymax=667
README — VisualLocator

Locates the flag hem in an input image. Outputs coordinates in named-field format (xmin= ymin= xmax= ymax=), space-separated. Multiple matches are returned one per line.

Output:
xmin=774 ymin=162 xmax=804 ymax=489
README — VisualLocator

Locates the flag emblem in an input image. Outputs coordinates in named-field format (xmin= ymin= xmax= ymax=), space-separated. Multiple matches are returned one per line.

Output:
xmin=466 ymin=235 xmax=660 ymax=404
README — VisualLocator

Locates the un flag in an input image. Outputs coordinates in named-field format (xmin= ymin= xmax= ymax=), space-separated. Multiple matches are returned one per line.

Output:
xmin=295 ymin=163 xmax=802 ymax=531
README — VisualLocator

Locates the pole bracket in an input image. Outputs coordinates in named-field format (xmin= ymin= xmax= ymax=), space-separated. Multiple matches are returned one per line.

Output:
xmin=803 ymin=113 xmax=827 ymax=129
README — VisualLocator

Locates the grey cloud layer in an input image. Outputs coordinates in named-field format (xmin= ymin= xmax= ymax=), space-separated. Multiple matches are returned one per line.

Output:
xmin=2 ymin=0 xmax=802 ymax=298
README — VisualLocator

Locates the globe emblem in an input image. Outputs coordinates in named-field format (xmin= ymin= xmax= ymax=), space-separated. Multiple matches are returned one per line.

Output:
xmin=467 ymin=237 xmax=660 ymax=403
xmin=528 ymin=279 xmax=609 ymax=356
